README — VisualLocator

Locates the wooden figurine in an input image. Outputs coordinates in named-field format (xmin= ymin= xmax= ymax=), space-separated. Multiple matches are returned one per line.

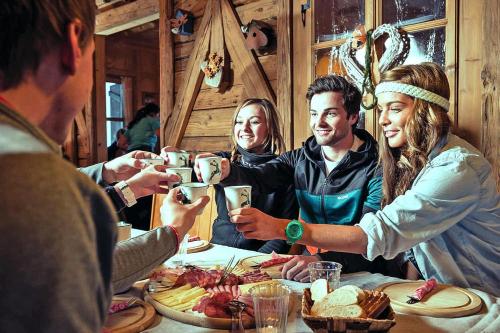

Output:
xmin=170 ymin=9 xmax=194 ymax=35
xmin=241 ymin=20 xmax=276 ymax=55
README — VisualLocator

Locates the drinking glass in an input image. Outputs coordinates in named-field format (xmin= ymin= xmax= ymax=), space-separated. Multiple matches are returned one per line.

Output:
xmin=308 ymin=261 xmax=342 ymax=292
xmin=249 ymin=283 xmax=290 ymax=333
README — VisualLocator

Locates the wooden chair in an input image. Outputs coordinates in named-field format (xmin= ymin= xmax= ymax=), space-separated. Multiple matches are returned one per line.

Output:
xmin=149 ymin=186 xmax=218 ymax=241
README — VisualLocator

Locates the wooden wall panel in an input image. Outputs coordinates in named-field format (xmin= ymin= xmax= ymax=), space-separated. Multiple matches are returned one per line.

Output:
xmin=174 ymin=55 xmax=277 ymax=92
xmin=175 ymin=0 xmax=277 ymax=22
xmin=481 ymin=0 xmax=499 ymax=190
xmin=180 ymin=136 xmax=232 ymax=152
xmin=184 ymin=108 xmax=234 ymax=137
xmin=172 ymin=0 xmax=282 ymax=152
xmin=191 ymin=80 xmax=277 ymax=110
xmin=106 ymin=40 xmax=160 ymax=111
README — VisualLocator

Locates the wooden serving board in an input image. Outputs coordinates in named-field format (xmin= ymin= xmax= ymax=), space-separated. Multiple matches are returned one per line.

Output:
xmin=377 ymin=281 xmax=482 ymax=318
xmin=103 ymin=298 xmax=156 ymax=333
xmin=144 ymin=283 xmax=295 ymax=329
xmin=144 ymin=292 xmax=255 ymax=329
xmin=238 ymin=254 xmax=293 ymax=279
xmin=187 ymin=240 xmax=211 ymax=253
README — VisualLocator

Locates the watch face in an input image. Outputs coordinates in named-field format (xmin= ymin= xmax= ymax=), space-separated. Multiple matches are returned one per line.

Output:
xmin=288 ymin=222 xmax=303 ymax=239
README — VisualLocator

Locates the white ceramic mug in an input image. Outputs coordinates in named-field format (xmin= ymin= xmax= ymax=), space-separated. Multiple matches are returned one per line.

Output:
xmin=167 ymin=151 xmax=190 ymax=167
xmin=180 ymin=182 xmax=209 ymax=215
xmin=166 ymin=167 xmax=192 ymax=188
xmin=224 ymin=185 xmax=252 ymax=211
xmin=198 ymin=156 xmax=222 ymax=184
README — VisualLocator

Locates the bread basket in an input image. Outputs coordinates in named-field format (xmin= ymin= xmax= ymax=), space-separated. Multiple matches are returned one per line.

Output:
xmin=301 ymin=288 xmax=396 ymax=333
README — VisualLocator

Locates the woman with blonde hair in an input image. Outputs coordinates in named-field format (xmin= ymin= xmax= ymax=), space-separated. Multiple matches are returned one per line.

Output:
xmin=211 ymin=98 xmax=298 ymax=252
xmin=228 ymin=64 xmax=499 ymax=295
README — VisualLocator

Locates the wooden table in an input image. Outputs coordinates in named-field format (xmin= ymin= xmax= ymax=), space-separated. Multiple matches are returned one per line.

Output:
xmin=124 ymin=242 xmax=500 ymax=333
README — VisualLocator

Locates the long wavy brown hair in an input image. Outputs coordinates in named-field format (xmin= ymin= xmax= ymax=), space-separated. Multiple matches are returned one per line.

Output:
xmin=230 ymin=98 xmax=286 ymax=161
xmin=378 ymin=63 xmax=452 ymax=207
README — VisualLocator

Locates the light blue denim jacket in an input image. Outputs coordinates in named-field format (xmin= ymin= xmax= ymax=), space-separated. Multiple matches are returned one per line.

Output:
xmin=358 ymin=134 xmax=500 ymax=296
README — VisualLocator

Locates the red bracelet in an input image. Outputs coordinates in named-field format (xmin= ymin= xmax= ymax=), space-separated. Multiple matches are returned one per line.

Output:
xmin=167 ymin=225 xmax=181 ymax=253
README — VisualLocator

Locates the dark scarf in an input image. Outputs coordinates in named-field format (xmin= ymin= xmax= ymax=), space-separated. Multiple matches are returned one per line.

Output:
xmin=234 ymin=144 xmax=277 ymax=167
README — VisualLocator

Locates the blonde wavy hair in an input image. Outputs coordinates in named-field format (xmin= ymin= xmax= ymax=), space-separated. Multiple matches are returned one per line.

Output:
xmin=230 ymin=98 xmax=285 ymax=161
xmin=378 ymin=63 xmax=452 ymax=206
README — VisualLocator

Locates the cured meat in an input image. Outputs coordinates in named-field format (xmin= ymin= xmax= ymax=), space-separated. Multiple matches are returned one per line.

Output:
xmin=238 ymin=270 xmax=272 ymax=284
xmin=192 ymin=290 xmax=255 ymax=319
xmin=260 ymin=256 xmax=293 ymax=268
xmin=408 ymin=278 xmax=437 ymax=302
xmin=174 ymin=267 xmax=239 ymax=289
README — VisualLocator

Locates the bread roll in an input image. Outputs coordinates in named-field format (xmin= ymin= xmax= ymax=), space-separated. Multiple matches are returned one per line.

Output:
xmin=314 ymin=304 xmax=366 ymax=318
xmin=310 ymin=285 xmax=367 ymax=318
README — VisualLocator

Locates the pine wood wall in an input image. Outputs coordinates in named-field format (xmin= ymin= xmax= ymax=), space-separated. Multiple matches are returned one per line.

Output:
xmin=172 ymin=0 xmax=280 ymax=153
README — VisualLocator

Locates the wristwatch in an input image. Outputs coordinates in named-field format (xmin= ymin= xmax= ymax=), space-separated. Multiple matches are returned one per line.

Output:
xmin=116 ymin=181 xmax=137 ymax=207
xmin=285 ymin=219 xmax=304 ymax=245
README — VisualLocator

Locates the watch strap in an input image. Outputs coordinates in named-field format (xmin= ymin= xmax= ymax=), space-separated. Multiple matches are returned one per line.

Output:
xmin=116 ymin=181 xmax=137 ymax=207
xmin=285 ymin=219 xmax=304 ymax=245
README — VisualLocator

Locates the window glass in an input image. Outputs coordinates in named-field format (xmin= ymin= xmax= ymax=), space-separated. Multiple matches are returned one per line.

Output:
xmin=382 ymin=0 xmax=445 ymax=26
xmin=106 ymin=120 xmax=125 ymax=147
xmin=314 ymin=47 xmax=347 ymax=77
xmin=404 ymin=27 xmax=446 ymax=67
xmin=314 ymin=0 xmax=365 ymax=43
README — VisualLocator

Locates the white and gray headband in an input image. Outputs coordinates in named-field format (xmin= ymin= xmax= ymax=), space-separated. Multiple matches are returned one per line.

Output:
xmin=375 ymin=82 xmax=450 ymax=111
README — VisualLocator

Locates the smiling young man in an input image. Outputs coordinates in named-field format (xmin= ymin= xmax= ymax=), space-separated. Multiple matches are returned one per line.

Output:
xmin=214 ymin=76 xmax=402 ymax=281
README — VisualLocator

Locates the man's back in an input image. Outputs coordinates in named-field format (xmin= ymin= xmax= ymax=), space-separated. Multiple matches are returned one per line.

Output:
xmin=0 ymin=104 xmax=116 ymax=332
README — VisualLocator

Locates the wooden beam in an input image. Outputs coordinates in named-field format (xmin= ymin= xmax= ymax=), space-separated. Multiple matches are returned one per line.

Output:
xmin=159 ymin=0 xmax=174 ymax=148
xmin=221 ymin=0 xmax=276 ymax=104
xmin=292 ymin=0 xmax=312 ymax=148
xmin=164 ymin=0 xmax=212 ymax=146
xmin=95 ymin=0 xmax=159 ymax=36
xmin=458 ymin=1 xmax=482 ymax=149
xmin=74 ymin=110 xmax=91 ymax=162
xmin=481 ymin=0 xmax=499 ymax=190
xmin=84 ymin=95 xmax=95 ymax=164
xmin=94 ymin=35 xmax=108 ymax=162
xmin=276 ymin=0 xmax=293 ymax=150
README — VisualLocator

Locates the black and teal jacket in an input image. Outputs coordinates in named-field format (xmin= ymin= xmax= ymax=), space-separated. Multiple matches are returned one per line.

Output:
xmin=224 ymin=129 xmax=403 ymax=276
xmin=211 ymin=146 xmax=299 ymax=253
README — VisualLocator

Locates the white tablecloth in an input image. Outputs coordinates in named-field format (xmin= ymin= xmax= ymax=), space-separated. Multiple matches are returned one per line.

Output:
xmin=137 ymin=243 xmax=499 ymax=333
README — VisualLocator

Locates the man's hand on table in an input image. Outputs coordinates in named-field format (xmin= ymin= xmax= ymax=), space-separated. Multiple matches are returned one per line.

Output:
xmin=229 ymin=207 xmax=288 ymax=241
xmin=160 ymin=187 xmax=210 ymax=238
xmin=281 ymin=255 xmax=320 ymax=282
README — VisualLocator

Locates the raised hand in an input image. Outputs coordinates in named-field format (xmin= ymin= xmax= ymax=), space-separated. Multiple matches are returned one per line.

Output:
xmin=103 ymin=150 xmax=166 ymax=183
xmin=125 ymin=164 xmax=179 ymax=199
xmin=193 ymin=153 xmax=230 ymax=182
xmin=160 ymin=187 xmax=210 ymax=238
xmin=229 ymin=207 xmax=287 ymax=241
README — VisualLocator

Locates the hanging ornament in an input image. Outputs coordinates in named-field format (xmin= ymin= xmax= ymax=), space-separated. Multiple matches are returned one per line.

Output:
xmin=339 ymin=23 xmax=410 ymax=98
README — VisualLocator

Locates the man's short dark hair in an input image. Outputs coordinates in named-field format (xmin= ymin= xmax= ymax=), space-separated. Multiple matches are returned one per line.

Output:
xmin=0 ymin=0 xmax=96 ymax=90
xmin=306 ymin=75 xmax=362 ymax=119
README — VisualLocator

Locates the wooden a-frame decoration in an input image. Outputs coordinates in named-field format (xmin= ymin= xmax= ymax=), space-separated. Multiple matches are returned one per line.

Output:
xmin=163 ymin=0 xmax=276 ymax=147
